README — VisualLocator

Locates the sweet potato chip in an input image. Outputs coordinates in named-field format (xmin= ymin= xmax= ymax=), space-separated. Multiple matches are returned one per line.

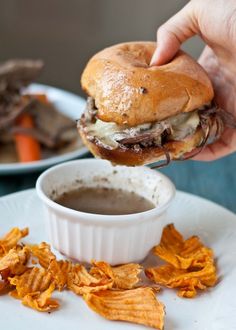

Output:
xmin=145 ymin=262 xmax=217 ymax=298
xmin=0 ymin=227 xmax=29 ymax=256
xmin=29 ymin=242 xmax=56 ymax=269
xmin=0 ymin=223 xmax=218 ymax=328
xmin=0 ymin=246 xmax=30 ymax=278
xmin=68 ymin=264 xmax=113 ymax=295
xmin=153 ymin=224 xmax=213 ymax=269
xmin=22 ymin=283 xmax=59 ymax=312
xmin=91 ymin=261 xmax=142 ymax=289
xmin=83 ymin=287 xmax=165 ymax=330
xmin=90 ymin=261 xmax=113 ymax=279
xmin=0 ymin=280 xmax=10 ymax=294
xmin=48 ymin=259 xmax=72 ymax=291
xmin=112 ymin=263 xmax=142 ymax=289
xmin=9 ymin=267 xmax=53 ymax=299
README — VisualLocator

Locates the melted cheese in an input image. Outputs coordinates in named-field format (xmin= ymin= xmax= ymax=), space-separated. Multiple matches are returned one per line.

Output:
xmin=86 ymin=120 xmax=151 ymax=148
xmin=86 ymin=110 xmax=200 ymax=149
xmin=167 ymin=111 xmax=200 ymax=140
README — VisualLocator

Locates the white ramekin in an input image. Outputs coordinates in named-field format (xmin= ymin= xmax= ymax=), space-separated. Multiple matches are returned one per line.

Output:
xmin=36 ymin=159 xmax=175 ymax=265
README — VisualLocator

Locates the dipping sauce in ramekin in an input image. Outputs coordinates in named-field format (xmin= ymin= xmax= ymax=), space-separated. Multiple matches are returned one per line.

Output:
xmin=36 ymin=159 xmax=175 ymax=265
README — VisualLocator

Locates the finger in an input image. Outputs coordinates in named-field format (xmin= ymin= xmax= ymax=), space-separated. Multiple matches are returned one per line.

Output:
xmin=194 ymin=136 xmax=236 ymax=161
xmin=198 ymin=46 xmax=218 ymax=75
xmin=198 ymin=46 xmax=213 ymax=65
xmin=150 ymin=2 xmax=199 ymax=66
xmin=193 ymin=145 xmax=224 ymax=161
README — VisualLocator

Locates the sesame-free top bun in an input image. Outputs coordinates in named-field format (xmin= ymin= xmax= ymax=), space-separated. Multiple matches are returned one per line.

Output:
xmin=81 ymin=42 xmax=214 ymax=127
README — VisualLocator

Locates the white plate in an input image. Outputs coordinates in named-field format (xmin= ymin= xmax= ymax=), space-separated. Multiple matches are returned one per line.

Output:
xmin=0 ymin=189 xmax=235 ymax=330
xmin=0 ymin=84 xmax=88 ymax=174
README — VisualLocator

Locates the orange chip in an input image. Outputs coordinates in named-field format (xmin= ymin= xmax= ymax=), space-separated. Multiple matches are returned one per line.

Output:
xmin=0 ymin=281 xmax=6 ymax=292
xmin=0 ymin=228 xmax=29 ymax=256
xmin=68 ymin=264 xmax=113 ymax=295
xmin=0 ymin=246 xmax=30 ymax=278
xmin=29 ymin=242 xmax=56 ymax=269
xmin=153 ymin=224 xmax=213 ymax=269
xmin=145 ymin=262 xmax=217 ymax=298
xmin=83 ymin=287 xmax=165 ymax=330
xmin=112 ymin=263 xmax=142 ymax=289
xmin=0 ymin=280 xmax=10 ymax=294
xmin=22 ymin=283 xmax=59 ymax=312
xmin=91 ymin=261 xmax=142 ymax=289
xmin=9 ymin=267 xmax=53 ymax=299
xmin=90 ymin=261 xmax=113 ymax=279
xmin=48 ymin=259 xmax=72 ymax=291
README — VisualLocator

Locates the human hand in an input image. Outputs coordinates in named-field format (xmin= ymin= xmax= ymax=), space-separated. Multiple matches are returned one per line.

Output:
xmin=151 ymin=0 xmax=236 ymax=160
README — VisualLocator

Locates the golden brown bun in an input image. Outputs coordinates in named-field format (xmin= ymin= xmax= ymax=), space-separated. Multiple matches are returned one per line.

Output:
xmin=79 ymin=127 xmax=203 ymax=166
xmin=81 ymin=42 xmax=214 ymax=127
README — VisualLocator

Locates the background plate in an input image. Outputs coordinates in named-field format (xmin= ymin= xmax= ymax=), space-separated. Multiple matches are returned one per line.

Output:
xmin=0 ymin=189 xmax=235 ymax=330
xmin=0 ymin=84 xmax=87 ymax=174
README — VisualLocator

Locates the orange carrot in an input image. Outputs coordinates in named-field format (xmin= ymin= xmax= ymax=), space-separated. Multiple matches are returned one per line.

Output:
xmin=30 ymin=93 xmax=49 ymax=104
xmin=23 ymin=93 xmax=49 ymax=104
xmin=14 ymin=113 xmax=41 ymax=163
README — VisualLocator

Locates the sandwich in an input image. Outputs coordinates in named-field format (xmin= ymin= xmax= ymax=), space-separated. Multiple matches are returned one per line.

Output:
xmin=78 ymin=41 xmax=224 ymax=166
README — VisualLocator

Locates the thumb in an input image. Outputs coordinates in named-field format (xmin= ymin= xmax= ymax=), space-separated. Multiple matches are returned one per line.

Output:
xmin=150 ymin=2 xmax=199 ymax=66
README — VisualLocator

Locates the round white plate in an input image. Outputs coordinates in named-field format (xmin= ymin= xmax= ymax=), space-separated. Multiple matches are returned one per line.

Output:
xmin=0 ymin=189 xmax=235 ymax=330
xmin=0 ymin=84 xmax=88 ymax=174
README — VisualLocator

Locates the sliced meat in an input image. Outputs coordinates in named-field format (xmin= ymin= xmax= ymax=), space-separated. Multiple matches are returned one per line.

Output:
xmin=0 ymin=59 xmax=44 ymax=130
xmin=0 ymin=60 xmax=44 ymax=92
xmin=82 ymin=97 xmax=202 ymax=149
xmin=27 ymin=100 xmax=77 ymax=148
xmin=9 ymin=126 xmax=56 ymax=148
xmin=0 ymin=98 xmax=36 ymax=130
xmin=117 ymin=125 xmax=166 ymax=145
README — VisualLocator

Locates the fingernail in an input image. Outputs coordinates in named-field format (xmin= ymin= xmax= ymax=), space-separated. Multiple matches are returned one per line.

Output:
xmin=150 ymin=51 xmax=159 ymax=66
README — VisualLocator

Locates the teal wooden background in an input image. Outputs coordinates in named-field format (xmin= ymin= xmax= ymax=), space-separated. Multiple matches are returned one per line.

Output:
xmin=0 ymin=152 xmax=235 ymax=213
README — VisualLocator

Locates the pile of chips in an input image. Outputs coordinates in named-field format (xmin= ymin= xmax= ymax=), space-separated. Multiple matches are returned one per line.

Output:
xmin=145 ymin=224 xmax=217 ymax=298
xmin=0 ymin=227 xmax=164 ymax=329
xmin=0 ymin=224 xmax=217 ymax=329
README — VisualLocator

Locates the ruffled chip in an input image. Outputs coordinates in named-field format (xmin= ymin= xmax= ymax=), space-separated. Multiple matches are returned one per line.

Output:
xmin=0 ymin=280 xmax=10 ymax=294
xmin=22 ymin=283 xmax=59 ymax=312
xmin=68 ymin=264 xmax=113 ymax=295
xmin=112 ymin=263 xmax=142 ymax=289
xmin=83 ymin=287 xmax=165 ymax=330
xmin=0 ymin=246 xmax=30 ymax=278
xmin=90 ymin=261 xmax=113 ymax=279
xmin=153 ymin=224 xmax=213 ymax=269
xmin=146 ymin=224 xmax=218 ymax=298
xmin=0 ymin=281 xmax=6 ymax=292
xmin=48 ymin=259 xmax=72 ymax=291
xmin=91 ymin=261 xmax=142 ymax=289
xmin=0 ymin=228 xmax=29 ymax=256
xmin=145 ymin=262 xmax=217 ymax=298
xmin=9 ymin=267 xmax=53 ymax=298
xmin=29 ymin=242 xmax=56 ymax=269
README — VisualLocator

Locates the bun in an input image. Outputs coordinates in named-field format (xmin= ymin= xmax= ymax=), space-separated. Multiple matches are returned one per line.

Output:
xmin=79 ymin=127 xmax=204 ymax=166
xmin=81 ymin=42 xmax=214 ymax=127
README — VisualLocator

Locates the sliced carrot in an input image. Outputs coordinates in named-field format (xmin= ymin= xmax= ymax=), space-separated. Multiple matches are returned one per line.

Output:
xmin=23 ymin=94 xmax=49 ymax=104
xmin=14 ymin=113 xmax=41 ymax=163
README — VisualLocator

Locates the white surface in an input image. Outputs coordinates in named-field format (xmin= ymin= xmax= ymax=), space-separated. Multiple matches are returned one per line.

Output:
xmin=36 ymin=159 xmax=176 ymax=264
xmin=0 ymin=83 xmax=88 ymax=174
xmin=0 ymin=189 xmax=235 ymax=330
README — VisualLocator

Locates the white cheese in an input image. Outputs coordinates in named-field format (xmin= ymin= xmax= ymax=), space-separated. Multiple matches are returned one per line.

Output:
xmin=86 ymin=110 xmax=200 ymax=148
xmin=86 ymin=120 xmax=152 ymax=148
xmin=167 ymin=111 xmax=200 ymax=140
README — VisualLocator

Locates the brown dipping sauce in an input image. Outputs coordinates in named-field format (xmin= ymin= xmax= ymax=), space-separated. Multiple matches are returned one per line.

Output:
xmin=55 ymin=187 xmax=155 ymax=215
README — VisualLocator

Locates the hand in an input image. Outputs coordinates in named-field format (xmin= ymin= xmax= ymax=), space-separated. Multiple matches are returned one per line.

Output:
xmin=150 ymin=0 xmax=236 ymax=160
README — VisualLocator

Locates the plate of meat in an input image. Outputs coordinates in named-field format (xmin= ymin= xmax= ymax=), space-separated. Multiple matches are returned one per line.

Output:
xmin=0 ymin=60 xmax=87 ymax=174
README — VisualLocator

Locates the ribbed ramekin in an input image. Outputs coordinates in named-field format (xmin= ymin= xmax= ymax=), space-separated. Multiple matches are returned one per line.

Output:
xmin=36 ymin=159 xmax=175 ymax=265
